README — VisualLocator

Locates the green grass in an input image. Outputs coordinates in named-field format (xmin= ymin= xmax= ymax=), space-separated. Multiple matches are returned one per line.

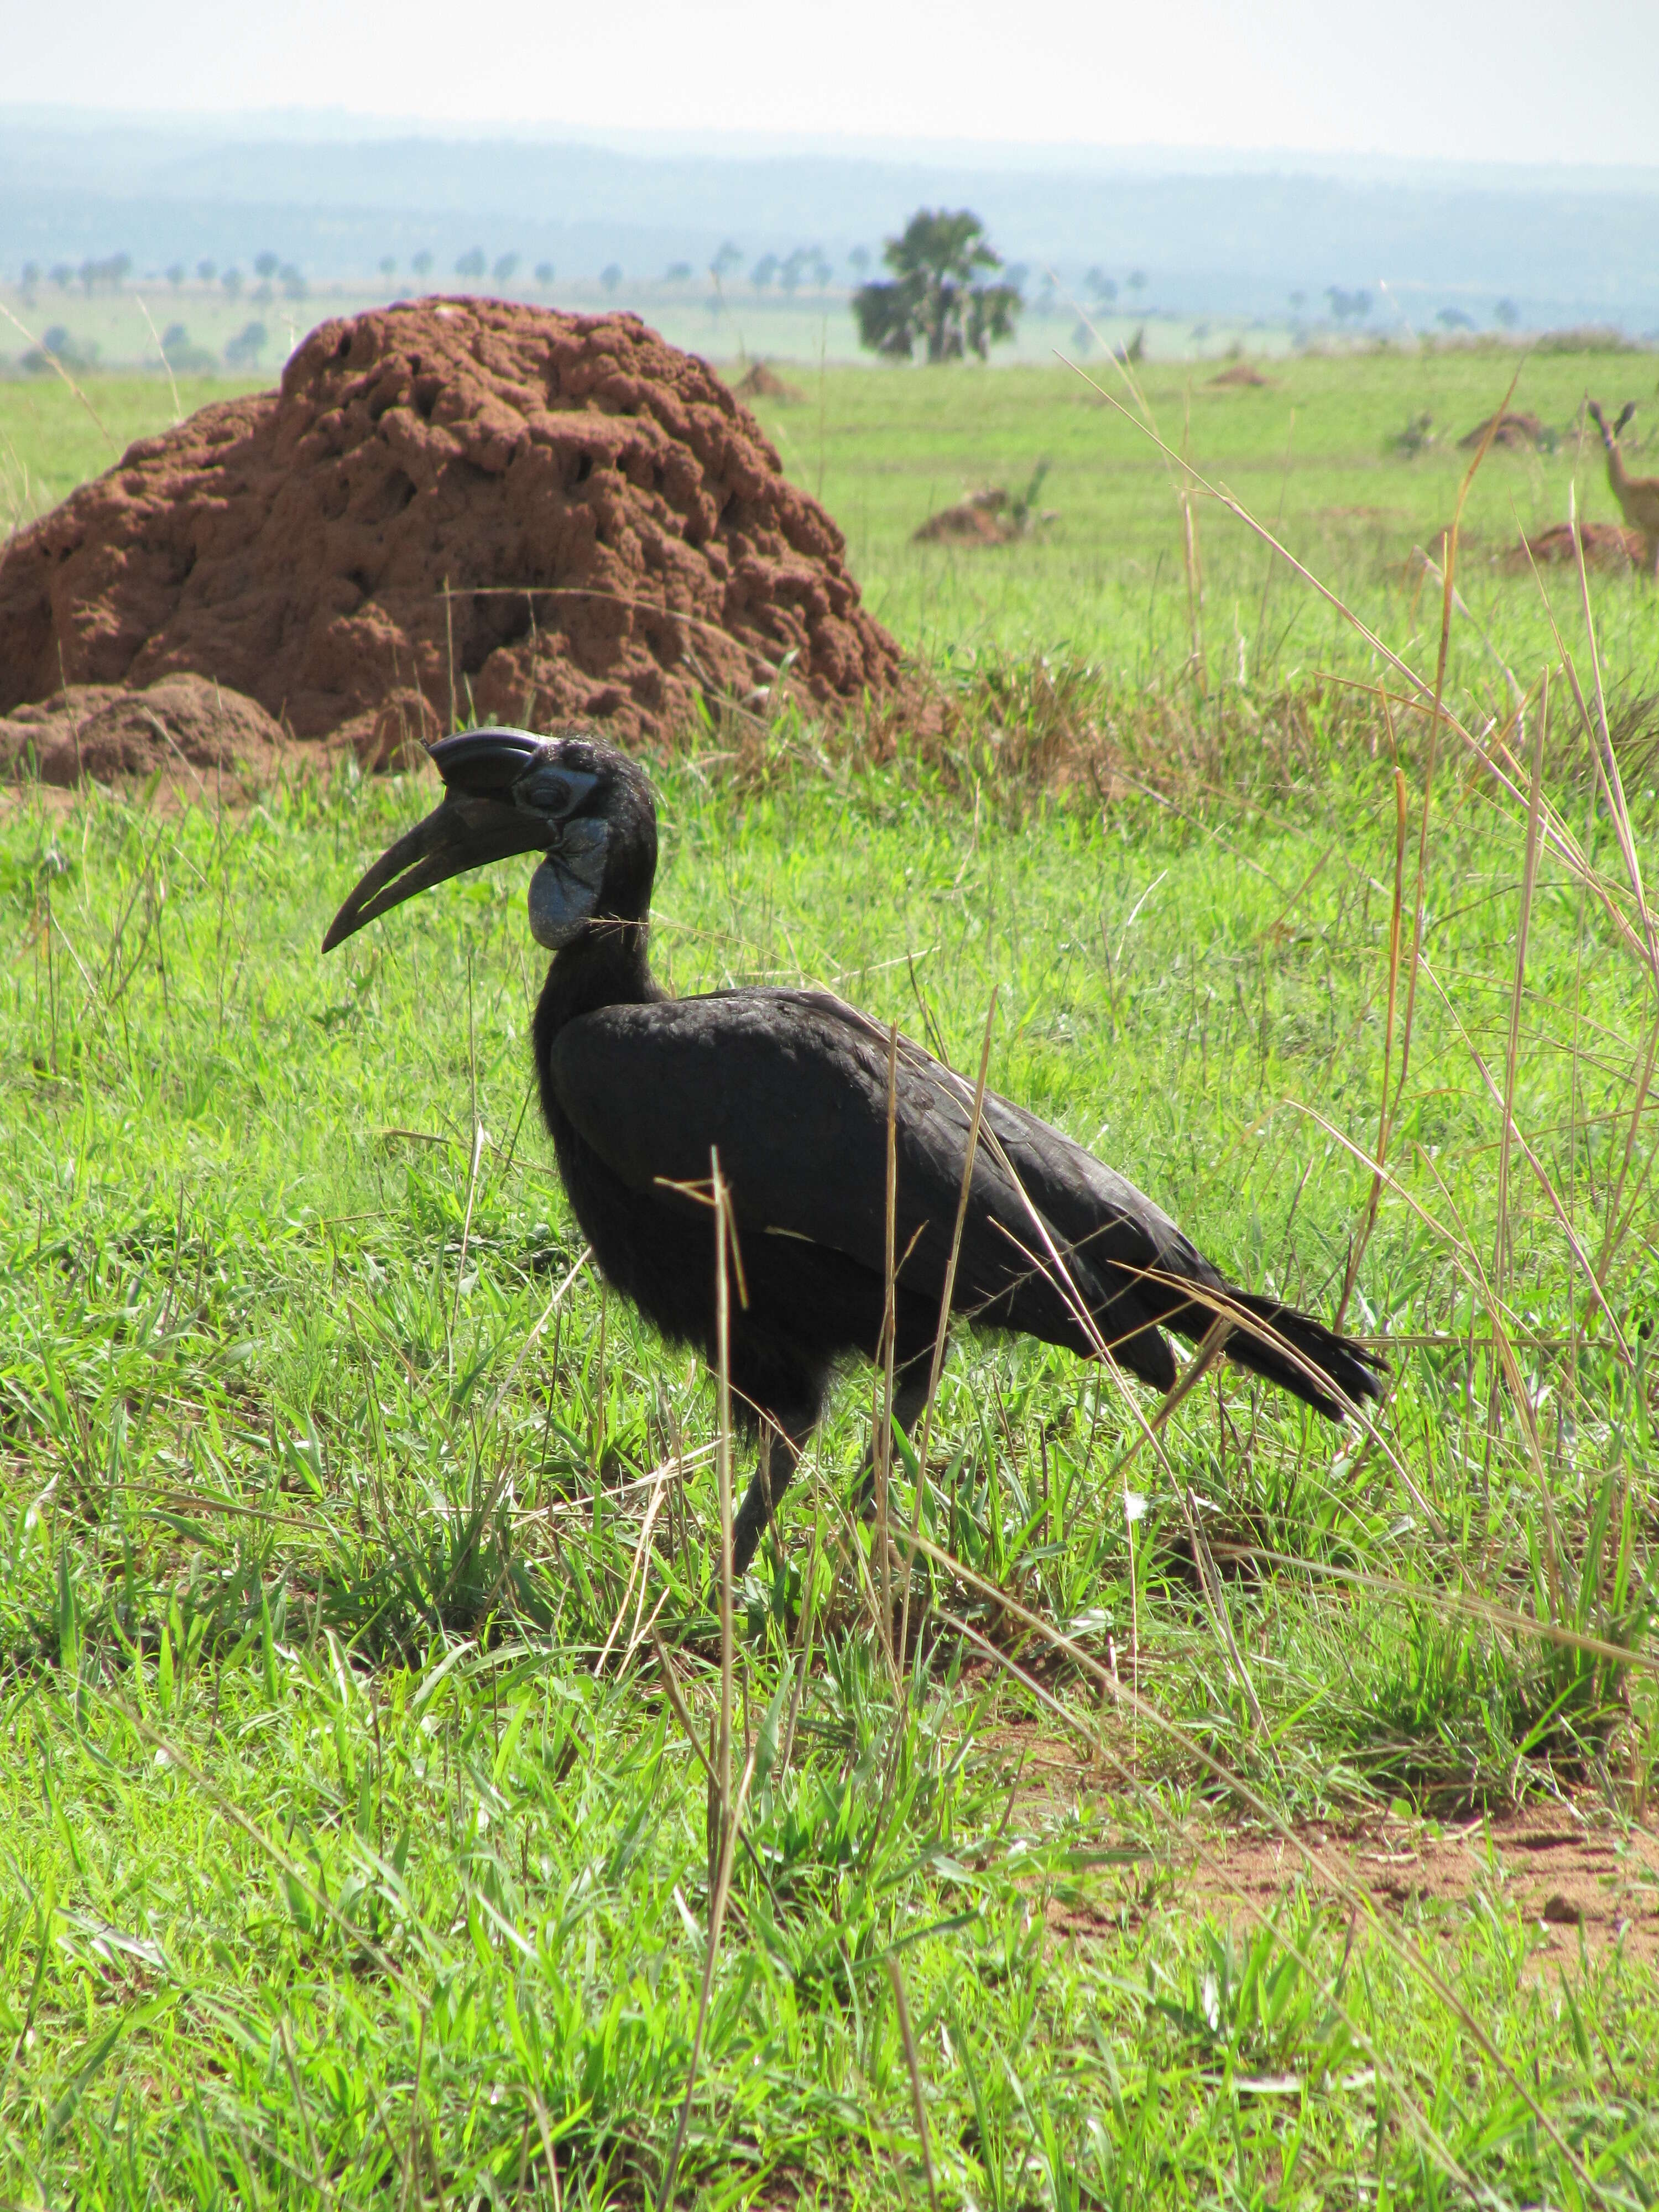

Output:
xmin=2 ymin=348 xmax=1657 ymax=2205
xmin=0 ymin=372 xmax=264 ymax=525
xmin=750 ymin=352 xmax=1659 ymax=714
xmin=8 ymin=346 xmax=1659 ymax=724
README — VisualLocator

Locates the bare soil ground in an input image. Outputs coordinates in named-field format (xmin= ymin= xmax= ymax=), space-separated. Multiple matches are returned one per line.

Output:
xmin=1048 ymin=1801 xmax=1659 ymax=1966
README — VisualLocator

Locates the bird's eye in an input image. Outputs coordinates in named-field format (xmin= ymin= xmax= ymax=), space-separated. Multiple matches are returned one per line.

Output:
xmin=521 ymin=770 xmax=573 ymax=816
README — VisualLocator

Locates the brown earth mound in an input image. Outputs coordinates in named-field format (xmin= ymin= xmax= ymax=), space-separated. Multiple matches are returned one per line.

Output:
xmin=1458 ymin=409 xmax=1546 ymax=451
xmin=0 ymin=299 xmax=902 ymax=752
xmin=914 ymin=490 xmax=1018 ymax=546
xmin=1502 ymin=520 xmax=1650 ymax=572
xmin=732 ymin=360 xmax=806 ymax=403
xmin=1208 ymin=361 xmax=1271 ymax=388
xmin=913 ymin=482 xmax=1058 ymax=547
xmin=0 ymin=674 xmax=293 ymax=787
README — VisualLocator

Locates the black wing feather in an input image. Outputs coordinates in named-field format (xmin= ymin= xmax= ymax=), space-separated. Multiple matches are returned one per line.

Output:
xmin=548 ymin=989 xmax=1094 ymax=1342
xmin=548 ymin=987 xmax=1383 ymax=1415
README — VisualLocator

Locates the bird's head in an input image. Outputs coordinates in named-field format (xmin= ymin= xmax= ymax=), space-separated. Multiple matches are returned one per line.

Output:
xmin=322 ymin=727 xmax=658 ymax=954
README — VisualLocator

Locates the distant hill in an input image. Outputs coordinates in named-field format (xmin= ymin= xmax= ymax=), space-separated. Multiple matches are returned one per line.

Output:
xmin=3 ymin=109 xmax=1658 ymax=336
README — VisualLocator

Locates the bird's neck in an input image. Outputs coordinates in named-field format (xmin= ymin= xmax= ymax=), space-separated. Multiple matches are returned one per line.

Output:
xmin=534 ymin=917 xmax=664 ymax=1043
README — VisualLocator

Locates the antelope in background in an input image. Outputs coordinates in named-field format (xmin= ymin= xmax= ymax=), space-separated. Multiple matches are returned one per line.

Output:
xmin=1587 ymin=401 xmax=1659 ymax=576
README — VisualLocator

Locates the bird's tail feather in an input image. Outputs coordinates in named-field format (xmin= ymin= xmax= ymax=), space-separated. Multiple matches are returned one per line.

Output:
xmin=1150 ymin=1292 xmax=1380 ymax=1425
xmin=1176 ymin=1287 xmax=1386 ymax=1423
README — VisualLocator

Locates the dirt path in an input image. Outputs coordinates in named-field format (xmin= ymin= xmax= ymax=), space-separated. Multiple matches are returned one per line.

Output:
xmin=1045 ymin=1802 xmax=1659 ymax=1966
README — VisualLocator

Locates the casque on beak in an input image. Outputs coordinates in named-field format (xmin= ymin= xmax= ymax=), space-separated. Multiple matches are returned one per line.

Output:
xmin=322 ymin=729 xmax=551 ymax=952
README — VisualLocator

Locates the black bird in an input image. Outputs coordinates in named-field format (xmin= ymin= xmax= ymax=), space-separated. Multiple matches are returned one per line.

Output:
xmin=326 ymin=728 xmax=1385 ymax=1572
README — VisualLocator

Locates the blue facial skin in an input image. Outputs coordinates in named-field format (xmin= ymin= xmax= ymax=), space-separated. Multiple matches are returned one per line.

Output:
xmin=519 ymin=764 xmax=596 ymax=818
xmin=527 ymin=817 xmax=609 ymax=948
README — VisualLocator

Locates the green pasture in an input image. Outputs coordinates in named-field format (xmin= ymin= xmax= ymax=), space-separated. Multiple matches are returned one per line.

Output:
xmin=746 ymin=349 xmax=1659 ymax=712
xmin=0 ymin=372 xmax=264 ymax=527
xmin=7 ymin=343 xmax=1659 ymax=717
xmin=1 ymin=351 xmax=1657 ymax=2205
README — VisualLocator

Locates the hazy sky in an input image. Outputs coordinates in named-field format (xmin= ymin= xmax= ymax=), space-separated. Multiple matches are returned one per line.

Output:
xmin=9 ymin=0 xmax=1656 ymax=168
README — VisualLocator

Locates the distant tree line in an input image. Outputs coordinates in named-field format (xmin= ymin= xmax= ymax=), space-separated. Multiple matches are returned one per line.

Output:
xmin=748 ymin=246 xmax=835 ymax=295
xmin=14 ymin=251 xmax=306 ymax=304
xmin=17 ymin=253 xmax=133 ymax=296
xmin=4 ymin=238 xmax=1535 ymax=340
xmin=1283 ymin=286 xmax=1526 ymax=335
xmin=18 ymin=314 xmax=272 ymax=375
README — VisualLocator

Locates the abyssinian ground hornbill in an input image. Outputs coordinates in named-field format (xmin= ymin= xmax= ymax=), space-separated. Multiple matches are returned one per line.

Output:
xmin=326 ymin=729 xmax=1385 ymax=1570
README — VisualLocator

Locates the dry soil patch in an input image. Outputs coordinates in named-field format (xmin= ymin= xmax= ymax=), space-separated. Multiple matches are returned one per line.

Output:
xmin=1048 ymin=1804 xmax=1659 ymax=1966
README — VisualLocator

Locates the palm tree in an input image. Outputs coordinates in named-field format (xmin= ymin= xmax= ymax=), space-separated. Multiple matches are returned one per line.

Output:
xmin=852 ymin=209 xmax=1022 ymax=363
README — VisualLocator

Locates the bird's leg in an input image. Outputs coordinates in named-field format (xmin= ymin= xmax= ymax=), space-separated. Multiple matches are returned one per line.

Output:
xmin=729 ymin=1359 xmax=937 ymax=1578
xmin=731 ymin=1418 xmax=805 ymax=1578
xmin=855 ymin=1364 xmax=935 ymax=1514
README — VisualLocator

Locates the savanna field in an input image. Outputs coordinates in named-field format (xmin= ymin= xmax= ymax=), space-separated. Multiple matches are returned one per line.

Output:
xmin=2 ymin=343 xmax=1657 ymax=2206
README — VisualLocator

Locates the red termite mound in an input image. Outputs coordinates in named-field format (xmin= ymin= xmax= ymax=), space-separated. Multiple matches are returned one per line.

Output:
xmin=0 ymin=299 xmax=902 ymax=750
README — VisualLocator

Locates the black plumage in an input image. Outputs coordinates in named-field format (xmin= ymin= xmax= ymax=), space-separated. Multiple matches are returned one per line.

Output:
xmin=326 ymin=727 xmax=1385 ymax=1571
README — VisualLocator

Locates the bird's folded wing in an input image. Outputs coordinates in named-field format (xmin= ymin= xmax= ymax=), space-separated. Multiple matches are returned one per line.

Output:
xmin=546 ymin=988 xmax=1187 ymax=1345
xmin=974 ymin=1089 xmax=1222 ymax=1300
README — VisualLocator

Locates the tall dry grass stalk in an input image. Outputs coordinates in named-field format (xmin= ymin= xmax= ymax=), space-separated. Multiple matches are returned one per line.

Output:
xmin=875 ymin=1024 xmax=900 ymax=1662
xmin=658 ymin=1149 xmax=753 ymax=2212
xmin=132 ymin=293 xmax=184 ymax=427
xmin=1486 ymin=676 xmax=1548 ymax=1453
xmin=886 ymin=1955 xmax=939 ymax=2212
xmin=896 ymin=991 xmax=997 ymax=1677
xmin=1337 ymin=765 xmax=1406 ymax=1330
xmin=0 ymin=299 xmax=118 ymax=457
xmin=1178 ymin=385 xmax=1207 ymax=693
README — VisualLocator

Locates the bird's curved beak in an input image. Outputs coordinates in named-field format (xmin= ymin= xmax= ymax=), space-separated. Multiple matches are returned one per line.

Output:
xmin=322 ymin=728 xmax=550 ymax=952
